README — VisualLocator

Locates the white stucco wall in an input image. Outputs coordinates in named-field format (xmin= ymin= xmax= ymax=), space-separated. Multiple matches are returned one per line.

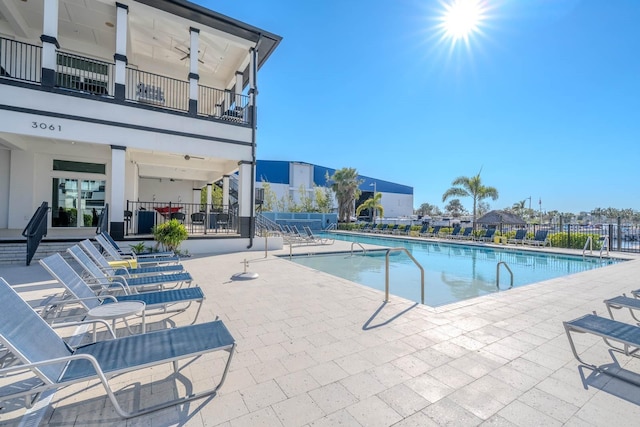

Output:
xmin=138 ymin=177 xmax=197 ymax=205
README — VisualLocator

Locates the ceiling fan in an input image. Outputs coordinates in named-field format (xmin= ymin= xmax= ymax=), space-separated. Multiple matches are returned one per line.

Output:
xmin=175 ymin=46 xmax=204 ymax=64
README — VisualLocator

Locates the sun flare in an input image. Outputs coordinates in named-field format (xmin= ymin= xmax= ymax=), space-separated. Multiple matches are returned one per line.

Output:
xmin=439 ymin=0 xmax=486 ymax=45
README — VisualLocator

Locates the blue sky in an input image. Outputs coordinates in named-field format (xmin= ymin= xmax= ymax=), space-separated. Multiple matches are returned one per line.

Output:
xmin=197 ymin=0 xmax=639 ymax=214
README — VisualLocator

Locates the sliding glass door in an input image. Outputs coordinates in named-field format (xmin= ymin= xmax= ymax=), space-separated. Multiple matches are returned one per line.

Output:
xmin=52 ymin=178 xmax=106 ymax=228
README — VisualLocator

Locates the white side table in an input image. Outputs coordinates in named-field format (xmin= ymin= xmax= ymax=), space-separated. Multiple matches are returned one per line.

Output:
xmin=87 ymin=301 xmax=146 ymax=337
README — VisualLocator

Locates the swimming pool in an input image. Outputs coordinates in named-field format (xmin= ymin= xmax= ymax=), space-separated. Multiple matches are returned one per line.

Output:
xmin=288 ymin=233 xmax=623 ymax=306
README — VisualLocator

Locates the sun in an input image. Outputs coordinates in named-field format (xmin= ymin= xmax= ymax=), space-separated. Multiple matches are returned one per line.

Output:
xmin=438 ymin=0 xmax=486 ymax=45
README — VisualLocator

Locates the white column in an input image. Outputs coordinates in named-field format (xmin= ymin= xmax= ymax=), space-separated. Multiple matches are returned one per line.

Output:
xmin=237 ymin=163 xmax=253 ymax=218
xmin=188 ymin=27 xmax=199 ymax=115
xmin=222 ymin=175 xmax=230 ymax=210
xmin=110 ymin=146 xmax=126 ymax=222
xmin=114 ymin=3 xmax=128 ymax=99
xmin=235 ymin=71 xmax=243 ymax=108
xmin=40 ymin=0 xmax=59 ymax=87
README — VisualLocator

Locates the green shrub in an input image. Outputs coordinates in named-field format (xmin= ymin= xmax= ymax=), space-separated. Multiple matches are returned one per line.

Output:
xmin=152 ymin=219 xmax=188 ymax=252
xmin=548 ymin=232 xmax=602 ymax=250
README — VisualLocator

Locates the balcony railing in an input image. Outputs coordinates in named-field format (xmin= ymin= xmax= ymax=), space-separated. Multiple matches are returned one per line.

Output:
xmin=125 ymin=67 xmax=190 ymax=112
xmin=0 ymin=37 xmax=250 ymax=124
xmin=199 ymin=85 xmax=249 ymax=124
xmin=57 ymin=51 xmax=114 ymax=96
xmin=0 ymin=38 xmax=42 ymax=84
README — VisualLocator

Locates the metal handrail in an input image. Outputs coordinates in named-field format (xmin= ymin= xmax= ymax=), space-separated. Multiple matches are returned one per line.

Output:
xmin=350 ymin=242 xmax=366 ymax=256
xmin=325 ymin=223 xmax=337 ymax=231
xmin=95 ymin=203 xmax=109 ymax=235
xmin=600 ymin=236 xmax=610 ymax=258
xmin=385 ymin=248 xmax=425 ymax=304
xmin=496 ymin=261 xmax=513 ymax=290
xmin=22 ymin=201 xmax=49 ymax=266
xmin=582 ymin=236 xmax=593 ymax=256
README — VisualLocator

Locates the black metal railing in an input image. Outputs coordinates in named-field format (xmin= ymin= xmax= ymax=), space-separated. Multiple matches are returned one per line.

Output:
xmin=469 ymin=222 xmax=640 ymax=253
xmin=96 ymin=203 xmax=109 ymax=234
xmin=0 ymin=37 xmax=251 ymax=125
xmin=56 ymin=51 xmax=114 ymax=96
xmin=198 ymin=85 xmax=250 ymax=124
xmin=22 ymin=201 xmax=49 ymax=266
xmin=125 ymin=200 xmax=238 ymax=236
xmin=0 ymin=37 xmax=42 ymax=84
xmin=125 ymin=67 xmax=190 ymax=112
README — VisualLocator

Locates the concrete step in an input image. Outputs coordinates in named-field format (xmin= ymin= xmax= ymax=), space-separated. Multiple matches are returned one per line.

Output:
xmin=0 ymin=241 xmax=80 ymax=265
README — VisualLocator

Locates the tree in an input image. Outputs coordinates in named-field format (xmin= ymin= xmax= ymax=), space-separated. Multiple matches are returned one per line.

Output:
xmin=314 ymin=186 xmax=334 ymax=213
xmin=442 ymin=172 xmax=498 ymax=230
xmin=356 ymin=192 xmax=384 ymax=224
xmin=200 ymin=185 xmax=222 ymax=209
xmin=444 ymin=198 xmax=466 ymax=217
xmin=328 ymin=168 xmax=362 ymax=222
xmin=261 ymin=181 xmax=278 ymax=211
xmin=416 ymin=203 xmax=441 ymax=217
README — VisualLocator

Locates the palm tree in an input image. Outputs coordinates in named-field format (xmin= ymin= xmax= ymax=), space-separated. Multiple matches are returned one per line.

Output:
xmin=442 ymin=172 xmax=498 ymax=230
xmin=356 ymin=192 xmax=384 ymax=224
xmin=329 ymin=168 xmax=362 ymax=222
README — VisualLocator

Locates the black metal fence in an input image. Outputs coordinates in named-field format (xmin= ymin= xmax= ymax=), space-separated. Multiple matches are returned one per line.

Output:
xmin=483 ymin=222 xmax=640 ymax=253
xmin=0 ymin=36 xmax=250 ymax=124
xmin=126 ymin=68 xmax=190 ymax=112
xmin=0 ymin=37 xmax=42 ymax=84
xmin=124 ymin=201 xmax=238 ymax=236
xmin=198 ymin=85 xmax=249 ymax=124
xmin=56 ymin=51 xmax=114 ymax=96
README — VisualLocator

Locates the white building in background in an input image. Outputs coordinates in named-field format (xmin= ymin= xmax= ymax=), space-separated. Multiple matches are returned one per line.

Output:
xmin=256 ymin=160 xmax=414 ymax=219
xmin=0 ymin=0 xmax=281 ymax=239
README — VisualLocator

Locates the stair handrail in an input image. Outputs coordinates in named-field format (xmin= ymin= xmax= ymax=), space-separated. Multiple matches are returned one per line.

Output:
xmin=21 ymin=201 xmax=49 ymax=266
xmin=95 ymin=203 xmax=109 ymax=235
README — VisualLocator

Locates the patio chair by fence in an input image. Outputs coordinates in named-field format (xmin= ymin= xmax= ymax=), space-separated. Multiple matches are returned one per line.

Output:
xmin=0 ymin=277 xmax=233 ymax=419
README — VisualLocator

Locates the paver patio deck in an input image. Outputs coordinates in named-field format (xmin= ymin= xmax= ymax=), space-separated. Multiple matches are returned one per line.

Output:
xmin=2 ymin=237 xmax=640 ymax=426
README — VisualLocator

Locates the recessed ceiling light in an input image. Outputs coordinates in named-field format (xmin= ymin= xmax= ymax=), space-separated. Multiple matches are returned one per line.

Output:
xmin=105 ymin=22 xmax=114 ymax=28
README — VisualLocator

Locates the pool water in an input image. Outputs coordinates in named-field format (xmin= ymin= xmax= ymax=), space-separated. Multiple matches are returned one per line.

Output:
xmin=288 ymin=233 xmax=623 ymax=306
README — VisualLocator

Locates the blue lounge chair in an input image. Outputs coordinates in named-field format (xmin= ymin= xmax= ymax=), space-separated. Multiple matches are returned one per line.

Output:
xmin=68 ymin=244 xmax=192 ymax=292
xmin=456 ymin=227 xmax=473 ymax=240
xmin=564 ymin=313 xmax=640 ymax=386
xmin=79 ymin=239 xmax=185 ymax=276
xmin=427 ymin=225 xmax=442 ymax=238
xmin=373 ymin=224 xmax=388 ymax=234
xmin=385 ymin=224 xmax=399 ymax=234
xmin=507 ymin=229 xmax=527 ymax=245
xmin=95 ymin=234 xmax=180 ymax=266
xmin=100 ymin=232 xmax=175 ymax=258
xmin=417 ymin=224 xmax=429 ymax=236
xmin=477 ymin=228 xmax=496 ymax=242
xmin=0 ymin=277 xmax=232 ymax=419
xmin=445 ymin=226 xmax=461 ymax=239
xmin=525 ymin=230 xmax=550 ymax=246
xmin=40 ymin=253 xmax=205 ymax=324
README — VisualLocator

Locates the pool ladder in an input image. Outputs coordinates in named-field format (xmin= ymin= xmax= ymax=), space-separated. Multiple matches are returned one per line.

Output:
xmin=350 ymin=242 xmax=367 ymax=256
xmin=385 ymin=248 xmax=425 ymax=304
xmin=496 ymin=261 xmax=513 ymax=290
xmin=583 ymin=236 xmax=610 ymax=259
